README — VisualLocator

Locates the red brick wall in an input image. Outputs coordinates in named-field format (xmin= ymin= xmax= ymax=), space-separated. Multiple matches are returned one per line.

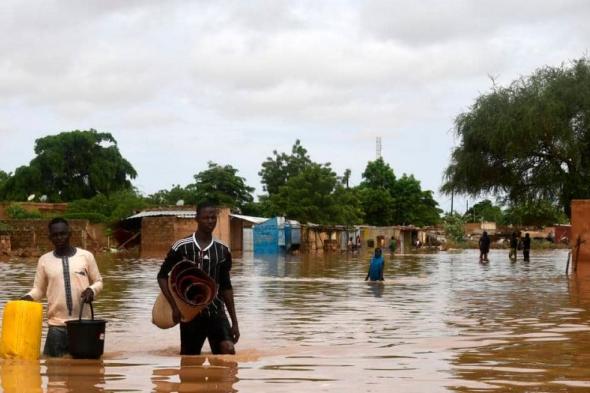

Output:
xmin=571 ymin=200 xmax=590 ymax=272
xmin=0 ymin=202 xmax=68 ymax=219
xmin=139 ymin=208 xmax=232 ymax=258
xmin=0 ymin=219 xmax=88 ymax=252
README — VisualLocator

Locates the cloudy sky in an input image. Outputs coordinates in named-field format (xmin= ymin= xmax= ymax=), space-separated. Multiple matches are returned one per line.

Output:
xmin=1 ymin=0 xmax=589 ymax=211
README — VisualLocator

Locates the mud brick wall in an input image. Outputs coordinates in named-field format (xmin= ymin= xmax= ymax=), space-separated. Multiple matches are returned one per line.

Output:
xmin=571 ymin=200 xmax=590 ymax=272
xmin=0 ymin=219 xmax=88 ymax=252
xmin=141 ymin=216 xmax=176 ymax=259
xmin=140 ymin=208 xmax=232 ymax=259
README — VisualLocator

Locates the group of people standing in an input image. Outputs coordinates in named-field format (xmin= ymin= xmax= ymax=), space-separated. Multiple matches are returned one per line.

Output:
xmin=479 ymin=231 xmax=531 ymax=263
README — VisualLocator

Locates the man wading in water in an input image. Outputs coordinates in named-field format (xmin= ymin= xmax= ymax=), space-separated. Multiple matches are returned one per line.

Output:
xmin=157 ymin=201 xmax=239 ymax=355
xmin=21 ymin=218 xmax=103 ymax=357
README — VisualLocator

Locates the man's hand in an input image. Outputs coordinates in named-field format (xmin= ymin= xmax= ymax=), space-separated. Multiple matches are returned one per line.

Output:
xmin=81 ymin=288 xmax=94 ymax=303
xmin=20 ymin=294 xmax=33 ymax=301
xmin=231 ymin=324 xmax=240 ymax=343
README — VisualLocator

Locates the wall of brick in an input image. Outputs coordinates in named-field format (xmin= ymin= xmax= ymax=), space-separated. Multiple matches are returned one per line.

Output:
xmin=571 ymin=200 xmax=590 ymax=273
xmin=139 ymin=208 xmax=232 ymax=258
xmin=0 ymin=219 xmax=88 ymax=252
xmin=0 ymin=235 xmax=11 ymax=255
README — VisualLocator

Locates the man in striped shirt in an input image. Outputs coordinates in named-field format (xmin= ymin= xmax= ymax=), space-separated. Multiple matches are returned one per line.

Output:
xmin=21 ymin=217 xmax=103 ymax=357
xmin=157 ymin=201 xmax=239 ymax=355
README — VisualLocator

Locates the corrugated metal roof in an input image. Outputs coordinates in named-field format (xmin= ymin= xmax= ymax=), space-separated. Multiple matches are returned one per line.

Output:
xmin=126 ymin=210 xmax=196 ymax=220
xmin=229 ymin=213 xmax=268 ymax=224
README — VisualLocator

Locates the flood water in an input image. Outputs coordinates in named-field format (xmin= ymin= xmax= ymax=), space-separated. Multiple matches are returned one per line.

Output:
xmin=1 ymin=249 xmax=590 ymax=392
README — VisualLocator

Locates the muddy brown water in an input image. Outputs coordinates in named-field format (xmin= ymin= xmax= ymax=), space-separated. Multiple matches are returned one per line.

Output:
xmin=1 ymin=249 xmax=589 ymax=392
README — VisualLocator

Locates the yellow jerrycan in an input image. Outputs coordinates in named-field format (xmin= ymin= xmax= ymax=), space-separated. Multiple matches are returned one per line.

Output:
xmin=0 ymin=300 xmax=43 ymax=360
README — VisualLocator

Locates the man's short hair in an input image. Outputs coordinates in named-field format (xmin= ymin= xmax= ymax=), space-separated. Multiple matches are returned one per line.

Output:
xmin=48 ymin=217 xmax=69 ymax=231
xmin=196 ymin=201 xmax=218 ymax=216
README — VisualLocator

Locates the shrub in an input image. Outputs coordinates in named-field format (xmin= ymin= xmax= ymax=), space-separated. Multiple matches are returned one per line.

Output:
xmin=5 ymin=203 xmax=42 ymax=219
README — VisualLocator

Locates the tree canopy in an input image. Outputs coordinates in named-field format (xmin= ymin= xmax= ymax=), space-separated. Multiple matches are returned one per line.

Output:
xmin=259 ymin=139 xmax=312 ymax=195
xmin=0 ymin=130 xmax=136 ymax=202
xmin=359 ymin=158 xmax=441 ymax=226
xmin=191 ymin=162 xmax=254 ymax=210
xmin=464 ymin=199 xmax=504 ymax=223
xmin=442 ymin=58 xmax=590 ymax=217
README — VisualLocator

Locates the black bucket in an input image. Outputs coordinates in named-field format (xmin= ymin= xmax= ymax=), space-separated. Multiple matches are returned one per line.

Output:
xmin=65 ymin=302 xmax=107 ymax=359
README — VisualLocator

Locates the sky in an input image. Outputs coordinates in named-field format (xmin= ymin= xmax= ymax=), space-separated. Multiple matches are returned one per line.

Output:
xmin=1 ymin=0 xmax=589 ymax=212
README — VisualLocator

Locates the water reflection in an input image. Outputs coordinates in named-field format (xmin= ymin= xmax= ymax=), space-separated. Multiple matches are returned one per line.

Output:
xmin=152 ymin=356 xmax=238 ymax=393
xmin=1 ymin=359 xmax=42 ymax=393
xmin=1 ymin=250 xmax=589 ymax=392
xmin=44 ymin=358 xmax=105 ymax=392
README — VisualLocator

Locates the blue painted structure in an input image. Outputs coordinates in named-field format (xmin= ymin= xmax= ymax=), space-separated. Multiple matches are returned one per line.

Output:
xmin=253 ymin=217 xmax=300 ymax=254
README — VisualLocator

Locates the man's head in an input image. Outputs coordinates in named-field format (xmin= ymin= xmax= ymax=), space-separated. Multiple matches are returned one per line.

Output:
xmin=48 ymin=217 xmax=70 ymax=249
xmin=196 ymin=201 xmax=218 ymax=234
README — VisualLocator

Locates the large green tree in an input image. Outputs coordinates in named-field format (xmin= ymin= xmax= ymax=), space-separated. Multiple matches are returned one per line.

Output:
xmin=268 ymin=164 xmax=363 ymax=225
xmin=259 ymin=139 xmax=312 ymax=195
xmin=442 ymin=58 xmax=590 ymax=217
xmin=503 ymin=200 xmax=568 ymax=227
xmin=359 ymin=158 xmax=441 ymax=226
xmin=464 ymin=199 xmax=504 ymax=223
xmin=0 ymin=130 xmax=136 ymax=201
xmin=192 ymin=162 xmax=254 ymax=211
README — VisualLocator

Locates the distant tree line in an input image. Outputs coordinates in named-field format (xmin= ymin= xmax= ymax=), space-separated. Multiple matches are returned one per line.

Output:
xmin=0 ymin=131 xmax=442 ymax=226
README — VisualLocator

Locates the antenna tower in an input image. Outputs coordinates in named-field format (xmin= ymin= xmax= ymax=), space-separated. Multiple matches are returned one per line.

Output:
xmin=376 ymin=136 xmax=382 ymax=159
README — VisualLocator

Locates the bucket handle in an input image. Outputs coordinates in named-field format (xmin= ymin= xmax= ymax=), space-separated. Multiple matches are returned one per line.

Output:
xmin=78 ymin=301 xmax=95 ymax=321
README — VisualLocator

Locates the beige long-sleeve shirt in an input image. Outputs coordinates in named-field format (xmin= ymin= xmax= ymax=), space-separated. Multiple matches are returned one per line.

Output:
xmin=27 ymin=248 xmax=103 ymax=326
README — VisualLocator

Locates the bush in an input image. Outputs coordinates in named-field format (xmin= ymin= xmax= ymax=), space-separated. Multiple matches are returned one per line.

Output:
xmin=5 ymin=203 xmax=42 ymax=219
xmin=62 ymin=212 xmax=108 ymax=223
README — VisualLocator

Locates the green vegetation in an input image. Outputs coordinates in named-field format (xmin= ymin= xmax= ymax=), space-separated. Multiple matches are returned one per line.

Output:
xmin=0 ymin=130 xmax=137 ymax=202
xmin=66 ymin=189 xmax=148 ymax=225
xmin=359 ymin=158 xmax=442 ymax=226
xmin=443 ymin=214 xmax=465 ymax=242
xmin=443 ymin=58 xmax=590 ymax=217
xmin=5 ymin=203 xmax=42 ymax=219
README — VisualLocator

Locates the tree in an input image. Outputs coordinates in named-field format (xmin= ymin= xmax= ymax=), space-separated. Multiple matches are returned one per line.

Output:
xmin=66 ymin=189 xmax=148 ymax=224
xmin=464 ymin=199 xmax=504 ymax=223
xmin=269 ymin=164 xmax=363 ymax=225
xmin=259 ymin=140 xmax=312 ymax=195
xmin=192 ymin=162 xmax=254 ymax=211
xmin=359 ymin=158 xmax=441 ymax=226
xmin=503 ymin=200 xmax=568 ymax=227
xmin=0 ymin=170 xmax=8 ymax=189
xmin=443 ymin=213 xmax=465 ymax=242
xmin=147 ymin=185 xmax=198 ymax=206
xmin=442 ymin=58 xmax=590 ymax=217
xmin=0 ymin=130 xmax=137 ymax=201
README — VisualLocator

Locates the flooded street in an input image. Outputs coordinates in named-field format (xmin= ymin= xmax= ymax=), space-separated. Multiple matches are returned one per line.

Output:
xmin=1 ymin=249 xmax=590 ymax=392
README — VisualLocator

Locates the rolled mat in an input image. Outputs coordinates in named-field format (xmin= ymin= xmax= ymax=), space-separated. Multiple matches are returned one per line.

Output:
xmin=152 ymin=260 xmax=217 ymax=329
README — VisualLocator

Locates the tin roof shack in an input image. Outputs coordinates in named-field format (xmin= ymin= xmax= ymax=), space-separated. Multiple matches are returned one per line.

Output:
xmin=253 ymin=217 xmax=301 ymax=254
xmin=299 ymin=224 xmax=353 ymax=252
xmin=229 ymin=214 xmax=268 ymax=253
xmin=358 ymin=226 xmax=426 ymax=254
xmin=128 ymin=208 xmax=231 ymax=258
xmin=570 ymin=200 xmax=590 ymax=273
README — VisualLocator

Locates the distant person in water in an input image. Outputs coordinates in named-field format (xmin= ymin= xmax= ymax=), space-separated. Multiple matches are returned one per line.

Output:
xmin=389 ymin=236 xmax=397 ymax=255
xmin=479 ymin=231 xmax=491 ymax=262
xmin=523 ymin=233 xmax=531 ymax=262
xmin=365 ymin=248 xmax=384 ymax=281
xmin=509 ymin=232 xmax=518 ymax=261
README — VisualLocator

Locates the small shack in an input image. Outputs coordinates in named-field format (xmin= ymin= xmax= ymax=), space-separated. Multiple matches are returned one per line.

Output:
xmin=125 ymin=208 xmax=231 ymax=258
xmin=229 ymin=214 xmax=268 ymax=252
xmin=253 ymin=217 xmax=301 ymax=254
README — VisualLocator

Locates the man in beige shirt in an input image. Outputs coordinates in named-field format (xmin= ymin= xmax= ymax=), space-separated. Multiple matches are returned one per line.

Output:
xmin=22 ymin=217 xmax=103 ymax=357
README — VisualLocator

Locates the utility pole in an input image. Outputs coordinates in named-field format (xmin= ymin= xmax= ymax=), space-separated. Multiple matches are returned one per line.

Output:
xmin=376 ymin=137 xmax=382 ymax=159
xmin=450 ymin=190 xmax=454 ymax=215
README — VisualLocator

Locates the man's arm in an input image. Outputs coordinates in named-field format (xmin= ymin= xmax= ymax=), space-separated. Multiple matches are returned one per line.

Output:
xmin=21 ymin=259 xmax=46 ymax=301
xmin=219 ymin=252 xmax=239 ymax=343
xmin=81 ymin=252 xmax=103 ymax=303
xmin=157 ymin=248 xmax=183 ymax=323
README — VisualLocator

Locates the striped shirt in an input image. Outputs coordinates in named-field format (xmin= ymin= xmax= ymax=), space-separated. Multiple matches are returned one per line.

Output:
xmin=27 ymin=248 xmax=103 ymax=326
xmin=157 ymin=233 xmax=232 ymax=316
